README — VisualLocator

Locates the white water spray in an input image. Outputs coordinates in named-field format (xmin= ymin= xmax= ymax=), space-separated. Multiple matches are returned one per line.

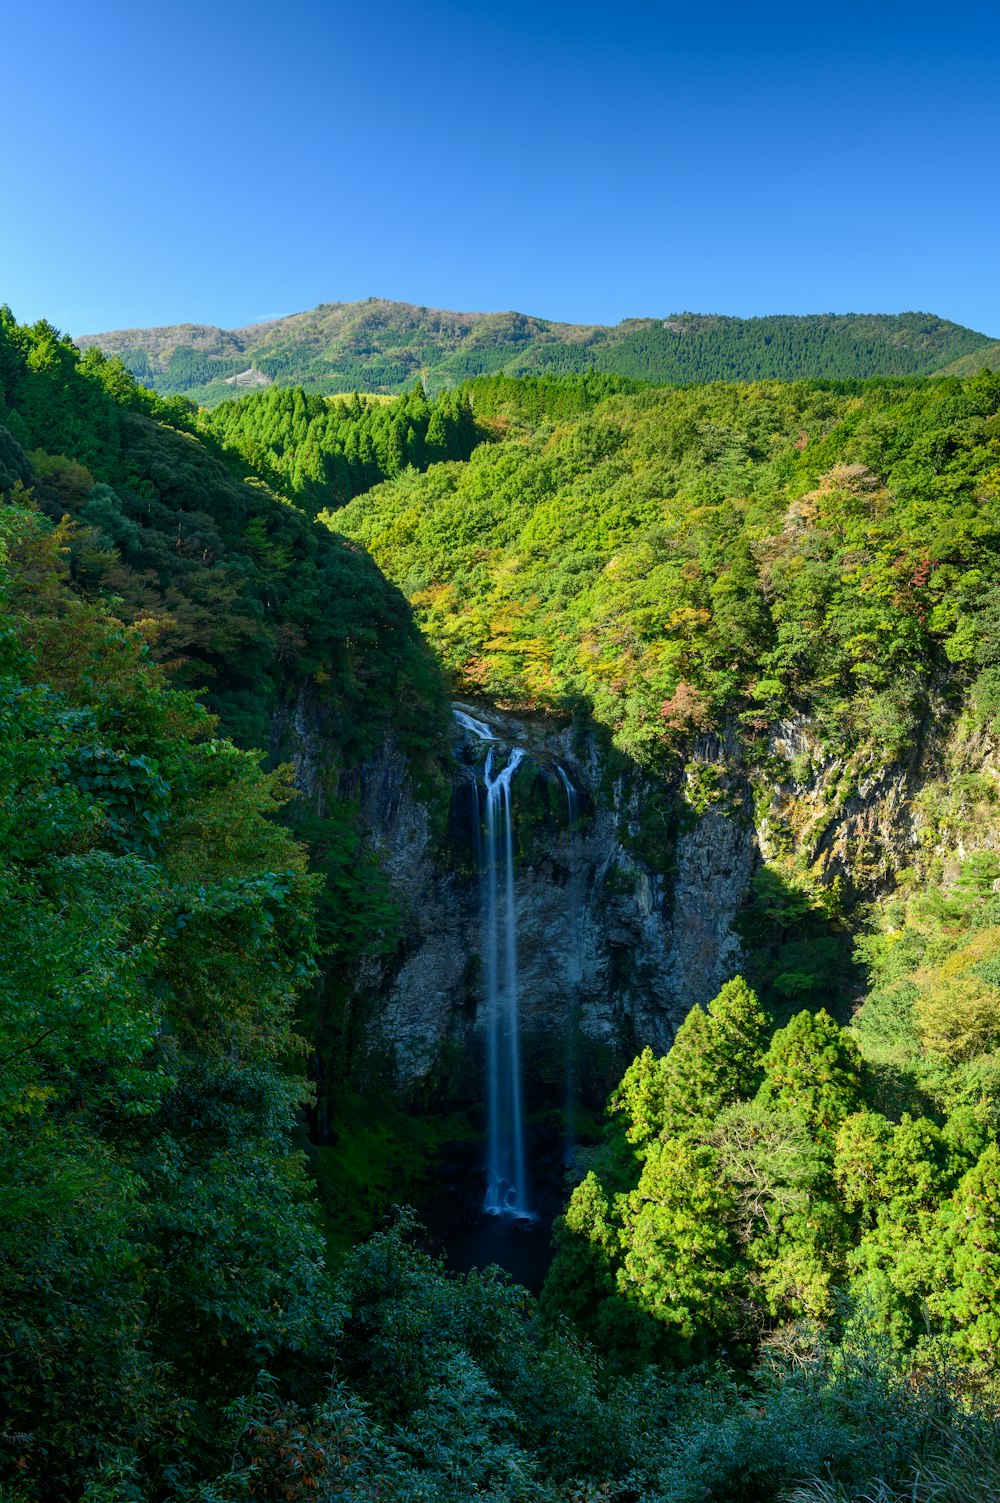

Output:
xmin=453 ymin=707 xmax=496 ymax=742
xmin=453 ymin=707 xmax=531 ymax=1216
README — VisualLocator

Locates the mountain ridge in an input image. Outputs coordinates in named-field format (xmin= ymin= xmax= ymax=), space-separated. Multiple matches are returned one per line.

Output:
xmin=76 ymin=297 xmax=998 ymax=404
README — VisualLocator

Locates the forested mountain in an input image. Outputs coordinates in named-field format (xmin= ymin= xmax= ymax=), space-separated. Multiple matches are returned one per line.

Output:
xmin=0 ymin=308 xmax=444 ymax=751
xmin=332 ymin=370 xmax=1000 ymax=767
xmin=6 ymin=304 xmax=1000 ymax=1500
xmin=78 ymin=297 xmax=996 ymax=403
xmin=941 ymin=339 xmax=1000 ymax=376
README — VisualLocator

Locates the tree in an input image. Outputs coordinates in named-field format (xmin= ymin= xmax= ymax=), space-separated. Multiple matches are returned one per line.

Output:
xmin=387 ymin=417 xmax=408 ymax=477
xmin=837 ymin=1113 xmax=953 ymax=1347
xmin=618 ymin=1139 xmax=742 ymax=1355
xmin=424 ymin=404 xmax=450 ymax=463
xmin=756 ymin=1009 xmax=861 ymax=1138
xmin=543 ymin=1170 xmax=620 ymax=1333
xmin=611 ymin=976 xmax=768 ymax=1151
xmin=930 ymin=1143 xmax=1000 ymax=1362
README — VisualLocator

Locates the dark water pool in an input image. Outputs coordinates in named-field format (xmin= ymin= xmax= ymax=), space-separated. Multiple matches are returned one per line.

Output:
xmin=445 ymin=1214 xmax=554 ymax=1294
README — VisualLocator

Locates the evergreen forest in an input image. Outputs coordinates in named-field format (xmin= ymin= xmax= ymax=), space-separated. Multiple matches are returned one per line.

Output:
xmin=5 ymin=304 xmax=1000 ymax=1503
xmin=78 ymin=300 xmax=997 ymax=404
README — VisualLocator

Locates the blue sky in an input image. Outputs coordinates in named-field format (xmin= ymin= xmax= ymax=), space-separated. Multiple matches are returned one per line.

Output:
xmin=5 ymin=0 xmax=999 ymax=336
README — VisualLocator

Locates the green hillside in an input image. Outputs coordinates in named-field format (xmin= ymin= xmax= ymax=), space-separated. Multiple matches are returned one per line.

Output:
xmin=0 ymin=308 xmax=444 ymax=754
xmin=77 ymin=297 xmax=995 ymax=403
xmin=331 ymin=371 xmax=1000 ymax=767
xmin=7 ymin=308 xmax=1000 ymax=1498
xmin=939 ymin=339 xmax=1000 ymax=377
xmin=197 ymin=381 xmax=483 ymax=511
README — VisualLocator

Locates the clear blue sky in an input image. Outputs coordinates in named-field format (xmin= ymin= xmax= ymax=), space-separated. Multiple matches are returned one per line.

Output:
xmin=5 ymin=0 xmax=999 ymax=337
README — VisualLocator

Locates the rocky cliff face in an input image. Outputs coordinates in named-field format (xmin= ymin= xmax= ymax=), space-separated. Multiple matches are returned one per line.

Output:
xmin=757 ymin=701 xmax=1000 ymax=891
xmin=276 ymin=687 xmax=1000 ymax=1109
xmin=325 ymin=701 xmax=760 ymax=1106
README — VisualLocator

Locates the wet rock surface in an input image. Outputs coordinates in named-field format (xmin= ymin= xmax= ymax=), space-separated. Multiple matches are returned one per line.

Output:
xmin=340 ymin=701 xmax=757 ymax=1104
xmin=276 ymin=688 xmax=1000 ymax=1111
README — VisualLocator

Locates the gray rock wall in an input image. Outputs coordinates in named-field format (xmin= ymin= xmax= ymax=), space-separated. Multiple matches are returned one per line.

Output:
xmin=276 ymin=688 xmax=1000 ymax=1104
xmin=342 ymin=703 xmax=759 ymax=1100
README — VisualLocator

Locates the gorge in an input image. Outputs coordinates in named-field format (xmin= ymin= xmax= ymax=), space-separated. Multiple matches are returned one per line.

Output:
xmin=6 ymin=304 xmax=1000 ymax=1499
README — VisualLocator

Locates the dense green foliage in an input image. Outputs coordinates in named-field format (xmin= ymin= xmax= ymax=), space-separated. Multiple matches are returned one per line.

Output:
xmin=2 ymin=525 xmax=995 ymax=1503
xmin=332 ymin=371 xmax=1000 ymax=767
xmin=7 ymin=302 xmax=1000 ymax=1497
xmin=199 ymin=381 xmax=480 ymax=511
xmin=7 ymin=478 xmax=996 ymax=1503
xmin=0 ymin=307 xmax=453 ymax=1247
xmin=545 ymin=861 xmax=1000 ymax=1375
xmin=941 ymin=339 xmax=1000 ymax=377
xmin=196 ymin=372 xmax=648 ymax=519
xmin=464 ymin=369 xmax=648 ymax=423
xmin=236 ymin=1216 xmax=1000 ymax=1503
xmin=0 ymin=307 xmax=445 ymax=754
xmin=0 ymin=497 xmax=333 ymax=1496
xmin=79 ymin=297 xmax=994 ymax=402
xmin=568 ymin=313 xmax=992 ymax=385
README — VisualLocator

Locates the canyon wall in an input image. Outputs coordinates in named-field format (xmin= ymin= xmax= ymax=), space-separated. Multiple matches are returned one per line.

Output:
xmin=276 ymin=690 xmax=999 ymax=1108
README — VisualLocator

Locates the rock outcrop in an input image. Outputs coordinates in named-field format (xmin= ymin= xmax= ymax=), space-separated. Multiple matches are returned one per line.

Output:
xmin=276 ymin=688 xmax=1000 ymax=1109
xmin=335 ymin=702 xmax=758 ymax=1104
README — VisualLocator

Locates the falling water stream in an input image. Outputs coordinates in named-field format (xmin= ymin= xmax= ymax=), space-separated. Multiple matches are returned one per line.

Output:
xmin=453 ymin=706 xmax=580 ymax=1224
xmin=454 ymin=710 xmax=530 ymax=1214
xmin=482 ymin=743 xmax=528 ymax=1213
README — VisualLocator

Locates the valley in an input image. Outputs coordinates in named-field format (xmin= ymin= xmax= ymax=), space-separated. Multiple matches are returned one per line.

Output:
xmin=4 ymin=307 xmax=1000 ymax=1499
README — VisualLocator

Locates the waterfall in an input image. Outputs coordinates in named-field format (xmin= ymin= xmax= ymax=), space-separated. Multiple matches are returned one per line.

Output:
xmin=453 ymin=707 xmax=496 ymax=741
xmin=453 ymin=707 xmax=531 ymax=1217
xmin=555 ymin=764 xmax=581 ymax=1166
xmin=482 ymin=744 xmax=528 ymax=1215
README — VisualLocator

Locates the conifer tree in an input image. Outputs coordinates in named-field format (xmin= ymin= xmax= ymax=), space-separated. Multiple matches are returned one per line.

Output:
xmin=611 ymin=976 xmax=768 ymax=1151
xmin=619 ymin=1140 xmax=742 ymax=1353
xmin=543 ymin=1170 xmax=619 ymax=1328
xmin=756 ymin=1009 xmax=861 ymax=1137
xmin=930 ymin=1143 xmax=1000 ymax=1361
xmin=424 ymin=404 xmax=449 ymax=462
xmin=387 ymin=419 xmax=408 ymax=477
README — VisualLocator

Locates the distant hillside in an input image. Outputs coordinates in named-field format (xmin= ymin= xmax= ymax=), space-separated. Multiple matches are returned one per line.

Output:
xmin=938 ymin=340 xmax=1000 ymax=377
xmin=77 ymin=299 xmax=995 ymax=404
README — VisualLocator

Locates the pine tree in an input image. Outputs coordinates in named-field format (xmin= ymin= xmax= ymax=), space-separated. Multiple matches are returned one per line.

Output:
xmin=930 ymin=1143 xmax=1000 ymax=1361
xmin=756 ymin=1008 xmax=861 ymax=1137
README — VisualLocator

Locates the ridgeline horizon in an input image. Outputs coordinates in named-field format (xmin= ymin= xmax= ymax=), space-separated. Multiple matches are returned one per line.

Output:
xmin=73 ymin=295 xmax=1000 ymax=406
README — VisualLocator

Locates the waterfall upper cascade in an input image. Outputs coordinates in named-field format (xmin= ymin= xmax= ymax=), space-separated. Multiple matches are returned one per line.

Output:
xmin=454 ymin=706 xmax=581 ymax=1218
